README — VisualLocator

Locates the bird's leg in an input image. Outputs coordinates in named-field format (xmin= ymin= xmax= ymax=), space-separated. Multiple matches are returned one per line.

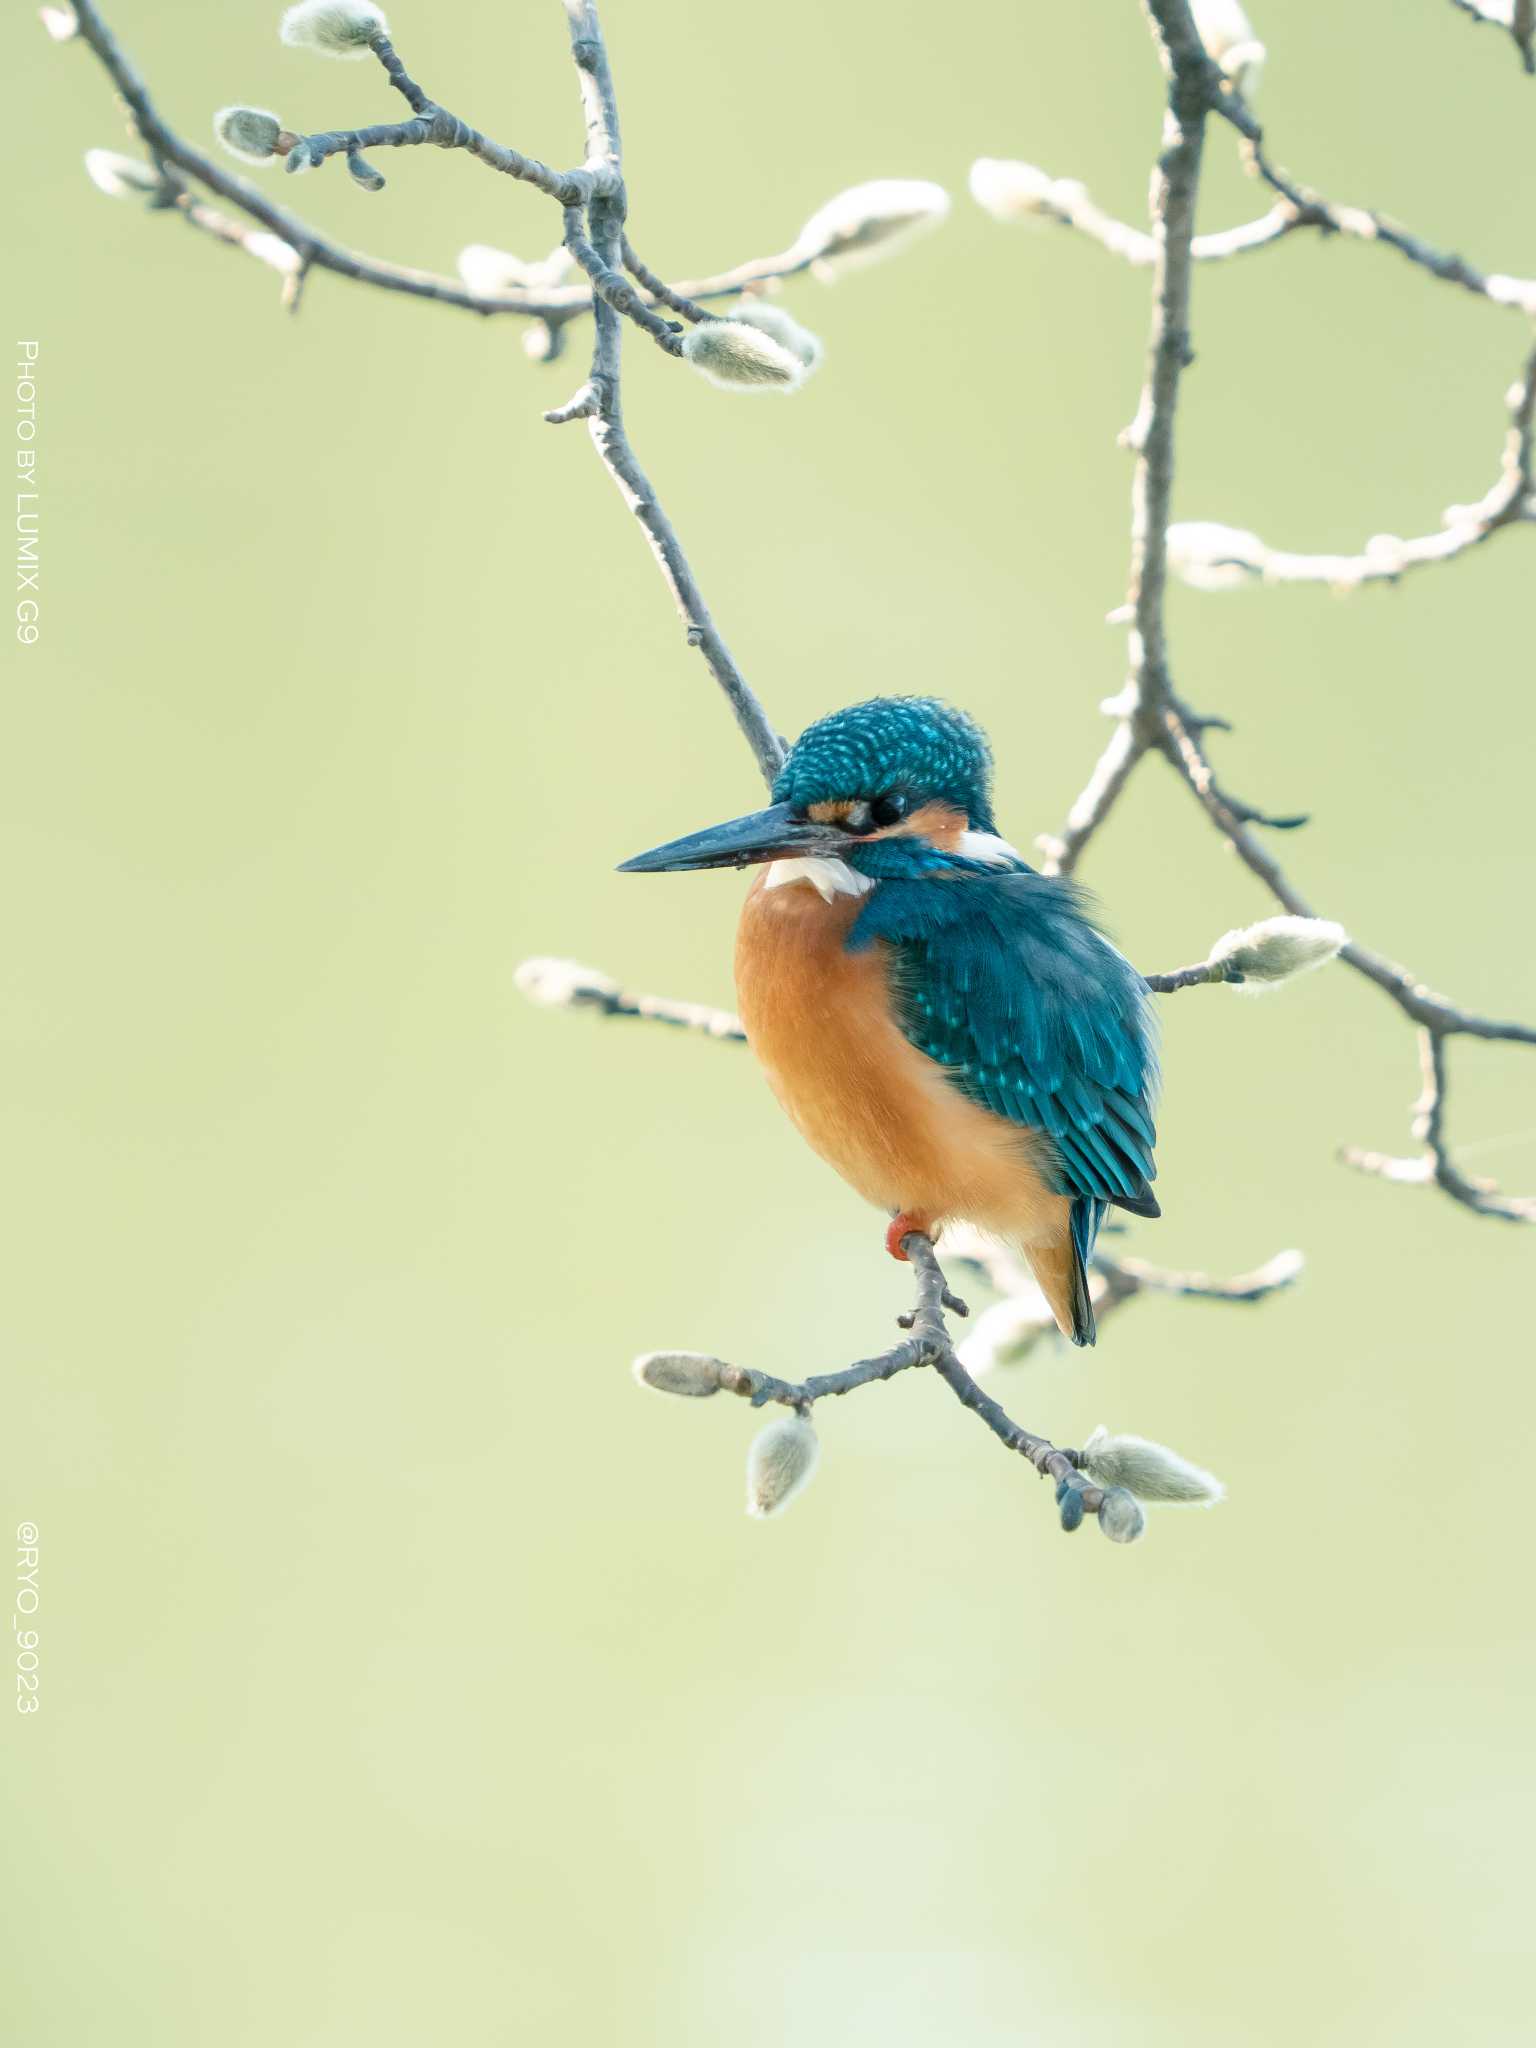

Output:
xmin=885 ymin=1211 xmax=936 ymax=1263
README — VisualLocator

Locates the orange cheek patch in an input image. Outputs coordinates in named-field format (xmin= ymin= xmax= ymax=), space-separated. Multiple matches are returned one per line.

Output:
xmin=882 ymin=801 xmax=967 ymax=849
xmin=807 ymin=800 xmax=859 ymax=825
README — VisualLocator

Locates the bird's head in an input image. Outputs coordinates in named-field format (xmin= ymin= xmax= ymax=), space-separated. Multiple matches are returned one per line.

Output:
xmin=618 ymin=696 xmax=1003 ymax=880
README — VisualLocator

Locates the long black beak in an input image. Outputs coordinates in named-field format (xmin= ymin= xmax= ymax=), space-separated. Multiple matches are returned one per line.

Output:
xmin=617 ymin=801 xmax=852 ymax=874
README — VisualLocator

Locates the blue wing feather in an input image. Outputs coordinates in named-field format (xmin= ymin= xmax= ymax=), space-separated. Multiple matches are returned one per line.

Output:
xmin=847 ymin=869 xmax=1160 ymax=1238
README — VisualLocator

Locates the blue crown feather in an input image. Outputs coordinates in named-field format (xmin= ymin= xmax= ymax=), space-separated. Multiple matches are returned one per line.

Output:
xmin=773 ymin=696 xmax=998 ymax=833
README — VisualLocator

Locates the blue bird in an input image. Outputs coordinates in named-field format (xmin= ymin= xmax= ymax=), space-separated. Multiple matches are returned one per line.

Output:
xmin=619 ymin=697 xmax=1159 ymax=1345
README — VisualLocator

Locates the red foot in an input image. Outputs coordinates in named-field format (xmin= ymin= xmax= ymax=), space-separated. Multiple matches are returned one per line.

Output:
xmin=885 ymin=1212 xmax=933 ymax=1263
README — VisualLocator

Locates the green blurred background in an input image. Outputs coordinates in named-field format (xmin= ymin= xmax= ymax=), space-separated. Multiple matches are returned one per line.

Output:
xmin=7 ymin=2 xmax=1535 ymax=2041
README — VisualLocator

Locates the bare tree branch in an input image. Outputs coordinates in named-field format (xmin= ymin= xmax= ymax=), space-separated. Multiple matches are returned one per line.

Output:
xmin=1012 ymin=7 xmax=1536 ymax=1220
xmin=56 ymin=0 xmax=1536 ymax=1534
xmin=63 ymin=3 xmax=848 ymax=336
xmin=643 ymin=1234 xmax=1150 ymax=1538
xmin=515 ymin=958 xmax=746 ymax=1040
xmin=1011 ymin=153 xmax=1536 ymax=317
xmin=1341 ymin=1030 xmax=1536 ymax=1223
xmin=1166 ymin=341 xmax=1536 ymax=590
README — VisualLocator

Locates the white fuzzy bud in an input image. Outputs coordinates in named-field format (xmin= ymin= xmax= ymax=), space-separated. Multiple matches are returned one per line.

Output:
xmin=214 ymin=105 xmax=286 ymax=165
xmin=1083 ymin=1427 xmax=1225 ymax=1506
xmin=955 ymin=1289 xmax=1054 ymax=1376
xmin=681 ymin=320 xmax=804 ymax=394
xmin=968 ymin=158 xmax=1058 ymax=223
xmin=1207 ymin=915 xmax=1347 ymax=992
xmin=632 ymin=1352 xmax=723 ymax=1399
xmin=1191 ymin=0 xmax=1266 ymax=93
xmin=84 ymin=149 xmax=164 ymax=199
xmin=1218 ymin=39 xmax=1266 ymax=94
xmin=457 ymin=243 xmax=576 ymax=295
xmin=245 ymin=232 xmax=304 ymax=276
xmin=1167 ymin=520 xmax=1268 ymax=591
xmin=790 ymin=178 xmax=950 ymax=281
xmin=1097 ymin=1488 xmax=1148 ymax=1544
xmin=279 ymin=0 xmax=388 ymax=58
xmin=39 ymin=6 xmax=78 ymax=41
xmin=514 ymin=956 xmax=619 ymax=1009
xmin=746 ymin=1413 xmax=819 ymax=1519
xmin=523 ymin=321 xmax=562 ymax=364
xmin=728 ymin=301 xmax=824 ymax=372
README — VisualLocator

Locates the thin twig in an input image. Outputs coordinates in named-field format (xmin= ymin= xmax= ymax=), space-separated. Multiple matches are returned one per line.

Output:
xmin=557 ymin=6 xmax=786 ymax=784
xmin=515 ymin=958 xmax=746 ymax=1039
xmin=1018 ymin=156 xmax=1536 ymax=316
xmin=1341 ymin=1030 xmax=1536 ymax=1222
xmin=63 ymin=2 xmax=821 ymax=333
xmin=693 ymin=1234 xmax=1109 ymax=1526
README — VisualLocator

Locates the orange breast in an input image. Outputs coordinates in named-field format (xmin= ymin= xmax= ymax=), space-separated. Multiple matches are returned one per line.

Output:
xmin=733 ymin=870 xmax=1069 ymax=1249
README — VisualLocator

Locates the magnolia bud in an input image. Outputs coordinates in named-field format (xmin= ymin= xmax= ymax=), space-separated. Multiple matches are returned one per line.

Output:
xmin=1192 ymin=0 xmax=1266 ymax=94
xmin=955 ymin=1290 xmax=1053 ymax=1375
xmin=746 ymin=1413 xmax=819 ymax=1518
xmin=39 ymin=6 xmax=78 ymax=40
xmin=514 ymin=956 xmax=620 ymax=1010
xmin=245 ymin=231 xmax=303 ymax=276
xmin=681 ymin=320 xmax=804 ymax=394
xmin=213 ymin=105 xmax=286 ymax=164
xmin=789 ymin=178 xmax=949 ymax=281
xmin=1056 ymin=1476 xmax=1088 ymax=1533
xmin=1097 ymin=1488 xmax=1148 ymax=1544
xmin=728 ymin=301 xmax=824 ymax=372
xmin=1082 ymin=1427 xmax=1225 ymax=1506
xmin=1167 ymin=521 xmax=1268 ymax=591
xmin=523 ymin=321 xmax=564 ymax=364
xmin=1207 ymin=915 xmax=1347 ymax=992
xmin=457 ymin=243 xmax=575 ymax=295
xmin=968 ymin=158 xmax=1057 ymax=223
xmin=84 ymin=149 xmax=165 ymax=199
xmin=632 ymin=1352 xmax=724 ymax=1399
xmin=278 ymin=0 xmax=388 ymax=58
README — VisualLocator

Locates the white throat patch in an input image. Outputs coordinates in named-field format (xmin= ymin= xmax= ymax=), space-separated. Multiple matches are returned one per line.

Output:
xmin=762 ymin=856 xmax=874 ymax=903
xmin=957 ymin=830 xmax=1022 ymax=866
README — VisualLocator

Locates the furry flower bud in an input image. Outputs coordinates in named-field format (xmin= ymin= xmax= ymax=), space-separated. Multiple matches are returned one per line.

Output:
xmin=84 ymin=149 xmax=164 ymax=199
xmin=214 ymin=105 xmax=286 ymax=165
xmin=681 ymin=320 xmax=804 ymax=394
xmin=1097 ymin=1488 xmax=1148 ymax=1544
xmin=245 ymin=232 xmax=303 ymax=276
xmin=514 ymin=957 xmax=620 ymax=1010
xmin=457 ymin=244 xmax=576 ymax=295
xmin=1207 ymin=915 xmax=1347 ymax=991
xmin=789 ymin=178 xmax=949 ymax=281
xmin=746 ymin=1413 xmax=819 ymax=1518
xmin=955 ymin=1289 xmax=1053 ymax=1375
xmin=39 ymin=7 xmax=78 ymax=40
xmin=279 ymin=0 xmax=388 ymax=58
xmin=1084 ymin=1428 xmax=1224 ymax=1506
xmin=1192 ymin=0 xmax=1266 ymax=93
xmin=1167 ymin=521 xmax=1268 ymax=591
xmin=728 ymin=301 xmax=824 ymax=372
xmin=968 ymin=158 xmax=1057 ymax=223
xmin=632 ymin=1352 xmax=724 ymax=1399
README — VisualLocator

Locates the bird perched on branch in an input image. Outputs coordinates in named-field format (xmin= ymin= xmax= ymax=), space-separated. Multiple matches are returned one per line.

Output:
xmin=619 ymin=697 xmax=1159 ymax=1345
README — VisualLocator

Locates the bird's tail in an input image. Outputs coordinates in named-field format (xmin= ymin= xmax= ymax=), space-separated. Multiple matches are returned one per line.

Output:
xmin=1023 ymin=1197 xmax=1105 ymax=1348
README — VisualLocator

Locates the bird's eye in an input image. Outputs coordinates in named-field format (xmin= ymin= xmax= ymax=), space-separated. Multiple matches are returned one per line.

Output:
xmin=870 ymin=791 xmax=910 ymax=828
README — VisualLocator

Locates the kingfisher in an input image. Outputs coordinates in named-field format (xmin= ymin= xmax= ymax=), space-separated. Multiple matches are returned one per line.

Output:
xmin=618 ymin=697 xmax=1159 ymax=1345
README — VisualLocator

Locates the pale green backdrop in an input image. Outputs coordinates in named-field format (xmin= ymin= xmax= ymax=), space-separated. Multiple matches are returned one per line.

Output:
xmin=7 ymin=2 xmax=1535 ymax=2042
